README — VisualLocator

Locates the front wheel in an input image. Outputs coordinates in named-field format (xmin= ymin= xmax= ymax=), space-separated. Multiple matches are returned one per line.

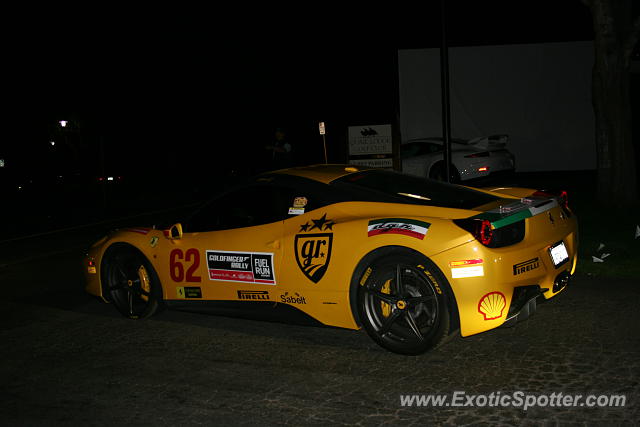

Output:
xmin=357 ymin=253 xmax=451 ymax=355
xmin=103 ymin=244 xmax=163 ymax=319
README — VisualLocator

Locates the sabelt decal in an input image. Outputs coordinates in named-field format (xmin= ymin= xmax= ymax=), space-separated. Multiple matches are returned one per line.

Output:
xmin=295 ymin=214 xmax=335 ymax=283
xmin=450 ymin=259 xmax=484 ymax=278
xmin=513 ymin=257 xmax=540 ymax=275
xmin=237 ymin=290 xmax=270 ymax=300
xmin=279 ymin=291 xmax=307 ymax=305
xmin=478 ymin=291 xmax=507 ymax=320
xmin=206 ymin=250 xmax=276 ymax=285
xmin=176 ymin=286 xmax=202 ymax=299
xmin=367 ymin=218 xmax=430 ymax=240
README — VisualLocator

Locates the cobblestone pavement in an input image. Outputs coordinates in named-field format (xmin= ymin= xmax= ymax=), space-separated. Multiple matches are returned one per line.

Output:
xmin=0 ymin=244 xmax=638 ymax=426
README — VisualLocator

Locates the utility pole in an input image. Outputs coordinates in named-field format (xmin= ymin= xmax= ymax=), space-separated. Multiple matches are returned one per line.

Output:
xmin=440 ymin=0 xmax=452 ymax=183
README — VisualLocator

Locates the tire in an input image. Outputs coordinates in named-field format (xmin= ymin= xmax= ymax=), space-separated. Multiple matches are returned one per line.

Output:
xmin=429 ymin=162 xmax=460 ymax=183
xmin=357 ymin=251 xmax=451 ymax=355
xmin=102 ymin=244 xmax=163 ymax=319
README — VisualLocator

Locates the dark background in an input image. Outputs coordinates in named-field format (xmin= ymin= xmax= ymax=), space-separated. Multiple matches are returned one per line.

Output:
xmin=2 ymin=2 xmax=596 ymax=184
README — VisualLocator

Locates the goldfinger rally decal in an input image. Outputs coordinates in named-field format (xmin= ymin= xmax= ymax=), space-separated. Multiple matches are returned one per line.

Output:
xmin=206 ymin=250 xmax=276 ymax=285
xmin=295 ymin=214 xmax=334 ymax=283
xmin=478 ymin=291 xmax=507 ymax=320
xmin=367 ymin=218 xmax=430 ymax=240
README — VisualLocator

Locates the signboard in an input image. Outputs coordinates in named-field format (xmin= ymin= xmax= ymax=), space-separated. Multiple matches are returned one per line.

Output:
xmin=347 ymin=124 xmax=393 ymax=169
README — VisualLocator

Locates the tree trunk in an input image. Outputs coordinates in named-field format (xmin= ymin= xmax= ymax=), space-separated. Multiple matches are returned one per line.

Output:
xmin=593 ymin=56 xmax=637 ymax=203
xmin=588 ymin=0 xmax=639 ymax=205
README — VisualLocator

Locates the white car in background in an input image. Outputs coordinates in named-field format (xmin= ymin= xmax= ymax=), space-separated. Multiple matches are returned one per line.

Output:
xmin=401 ymin=135 xmax=516 ymax=182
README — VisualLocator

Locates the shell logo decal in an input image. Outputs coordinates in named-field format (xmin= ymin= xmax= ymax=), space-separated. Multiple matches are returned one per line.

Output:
xmin=477 ymin=291 xmax=507 ymax=320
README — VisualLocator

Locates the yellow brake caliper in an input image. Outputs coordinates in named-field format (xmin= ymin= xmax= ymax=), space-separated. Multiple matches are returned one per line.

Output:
xmin=137 ymin=265 xmax=151 ymax=302
xmin=381 ymin=279 xmax=392 ymax=317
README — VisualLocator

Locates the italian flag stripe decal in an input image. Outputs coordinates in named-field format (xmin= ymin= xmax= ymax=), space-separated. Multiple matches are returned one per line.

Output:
xmin=470 ymin=198 xmax=559 ymax=229
xmin=368 ymin=218 xmax=431 ymax=240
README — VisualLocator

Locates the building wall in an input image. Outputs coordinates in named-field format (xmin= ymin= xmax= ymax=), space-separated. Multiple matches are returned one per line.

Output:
xmin=398 ymin=42 xmax=596 ymax=172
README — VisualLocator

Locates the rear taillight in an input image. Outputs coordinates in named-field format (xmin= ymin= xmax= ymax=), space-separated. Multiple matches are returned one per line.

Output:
xmin=454 ymin=218 xmax=525 ymax=248
xmin=558 ymin=190 xmax=568 ymax=210
xmin=478 ymin=219 xmax=493 ymax=245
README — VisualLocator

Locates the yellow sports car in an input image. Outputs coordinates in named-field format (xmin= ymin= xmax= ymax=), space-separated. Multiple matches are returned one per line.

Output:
xmin=84 ymin=164 xmax=578 ymax=355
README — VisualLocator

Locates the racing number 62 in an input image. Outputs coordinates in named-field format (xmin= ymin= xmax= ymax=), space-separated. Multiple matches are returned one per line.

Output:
xmin=169 ymin=248 xmax=202 ymax=282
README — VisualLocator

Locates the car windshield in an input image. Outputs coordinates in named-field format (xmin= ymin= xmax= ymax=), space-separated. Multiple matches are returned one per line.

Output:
xmin=330 ymin=169 xmax=498 ymax=210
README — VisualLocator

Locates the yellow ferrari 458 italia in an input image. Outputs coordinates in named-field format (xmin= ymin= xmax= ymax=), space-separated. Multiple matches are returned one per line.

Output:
xmin=84 ymin=164 xmax=577 ymax=355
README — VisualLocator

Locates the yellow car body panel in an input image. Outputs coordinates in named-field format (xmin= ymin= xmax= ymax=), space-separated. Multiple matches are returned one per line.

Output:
xmin=84 ymin=164 xmax=578 ymax=339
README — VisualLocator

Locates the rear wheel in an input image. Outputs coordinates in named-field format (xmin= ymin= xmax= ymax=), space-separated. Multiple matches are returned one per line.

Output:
xmin=429 ymin=161 xmax=460 ymax=183
xmin=357 ymin=253 xmax=451 ymax=355
xmin=103 ymin=244 xmax=163 ymax=319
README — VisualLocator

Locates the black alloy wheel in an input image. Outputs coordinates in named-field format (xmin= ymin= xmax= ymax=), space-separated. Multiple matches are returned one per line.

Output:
xmin=104 ymin=244 xmax=162 ymax=319
xmin=358 ymin=253 xmax=451 ymax=355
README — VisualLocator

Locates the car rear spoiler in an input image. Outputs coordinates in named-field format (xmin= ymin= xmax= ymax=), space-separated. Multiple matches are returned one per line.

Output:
xmin=468 ymin=195 xmax=558 ymax=229
xmin=467 ymin=134 xmax=509 ymax=150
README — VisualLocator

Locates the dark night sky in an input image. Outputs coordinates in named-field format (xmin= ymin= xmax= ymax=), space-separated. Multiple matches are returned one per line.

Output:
xmin=3 ymin=1 xmax=594 ymax=181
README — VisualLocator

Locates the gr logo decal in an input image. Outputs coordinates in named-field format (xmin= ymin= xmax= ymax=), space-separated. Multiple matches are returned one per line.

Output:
xmin=295 ymin=214 xmax=335 ymax=284
xmin=295 ymin=233 xmax=333 ymax=283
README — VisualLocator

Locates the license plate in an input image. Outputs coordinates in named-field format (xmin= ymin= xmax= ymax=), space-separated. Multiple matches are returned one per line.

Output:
xmin=548 ymin=241 xmax=569 ymax=268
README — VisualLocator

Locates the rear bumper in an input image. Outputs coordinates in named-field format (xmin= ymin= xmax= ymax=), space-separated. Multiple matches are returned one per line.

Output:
xmin=430 ymin=214 xmax=577 ymax=337
xmin=502 ymin=270 xmax=571 ymax=328
xmin=502 ymin=285 xmax=544 ymax=327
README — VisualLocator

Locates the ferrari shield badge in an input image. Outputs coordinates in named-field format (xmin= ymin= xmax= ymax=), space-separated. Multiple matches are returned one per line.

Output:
xmin=295 ymin=214 xmax=335 ymax=283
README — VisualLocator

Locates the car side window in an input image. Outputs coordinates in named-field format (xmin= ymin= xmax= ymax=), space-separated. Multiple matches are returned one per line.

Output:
xmin=186 ymin=185 xmax=295 ymax=232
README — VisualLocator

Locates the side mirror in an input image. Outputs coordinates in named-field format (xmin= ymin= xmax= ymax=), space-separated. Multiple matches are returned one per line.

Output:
xmin=168 ymin=223 xmax=183 ymax=240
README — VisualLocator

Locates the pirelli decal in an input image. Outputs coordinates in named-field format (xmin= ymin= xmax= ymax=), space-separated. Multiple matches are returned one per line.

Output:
xmin=237 ymin=290 xmax=270 ymax=300
xmin=368 ymin=218 xmax=430 ymax=240
xmin=513 ymin=257 xmax=540 ymax=275
xmin=206 ymin=250 xmax=276 ymax=285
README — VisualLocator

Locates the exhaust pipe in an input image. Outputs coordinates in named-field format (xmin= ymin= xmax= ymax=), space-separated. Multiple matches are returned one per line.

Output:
xmin=553 ymin=271 xmax=571 ymax=293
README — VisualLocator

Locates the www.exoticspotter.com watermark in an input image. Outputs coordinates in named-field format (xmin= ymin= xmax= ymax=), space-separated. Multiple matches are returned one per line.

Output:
xmin=400 ymin=391 xmax=627 ymax=411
